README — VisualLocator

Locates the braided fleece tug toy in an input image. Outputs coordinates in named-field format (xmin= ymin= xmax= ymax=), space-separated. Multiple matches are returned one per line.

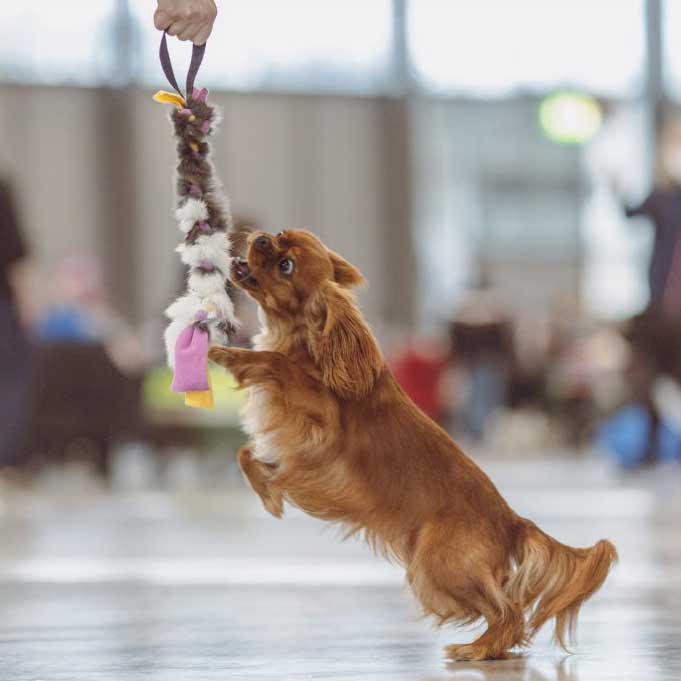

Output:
xmin=154 ymin=34 xmax=237 ymax=408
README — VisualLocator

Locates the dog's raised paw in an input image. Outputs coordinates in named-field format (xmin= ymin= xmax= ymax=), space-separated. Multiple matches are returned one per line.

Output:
xmin=208 ymin=346 xmax=234 ymax=366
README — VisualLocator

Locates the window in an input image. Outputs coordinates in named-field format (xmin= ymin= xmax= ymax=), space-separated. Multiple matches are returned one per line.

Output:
xmin=581 ymin=104 xmax=652 ymax=319
xmin=0 ymin=2 xmax=115 ymax=85
xmin=664 ymin=0 xmax=681 ymax=100
xmin=0 ymin=1 xmax=392 ymax=92
xmin=409 ymin=0 xmax=645 ymax=98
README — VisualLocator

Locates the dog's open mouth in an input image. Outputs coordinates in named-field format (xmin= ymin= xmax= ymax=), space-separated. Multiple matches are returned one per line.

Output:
xmin=231 ymin=258 xmax=258 ymax=287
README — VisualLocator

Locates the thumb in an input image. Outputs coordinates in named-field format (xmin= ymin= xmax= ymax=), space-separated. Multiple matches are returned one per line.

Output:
xmin=154 ymin=8 xmax=170 ymax=30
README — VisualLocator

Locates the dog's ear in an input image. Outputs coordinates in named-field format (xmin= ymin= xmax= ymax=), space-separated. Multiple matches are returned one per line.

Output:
xmin=308 ymin=284 xmax=381 ymax=399
xmin=327 ymin=249 xmax=365 ymax=288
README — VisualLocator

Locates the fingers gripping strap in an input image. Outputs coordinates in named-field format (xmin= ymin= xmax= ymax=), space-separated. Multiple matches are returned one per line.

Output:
xmin=159 ymin=31 xmax=206 ymax=100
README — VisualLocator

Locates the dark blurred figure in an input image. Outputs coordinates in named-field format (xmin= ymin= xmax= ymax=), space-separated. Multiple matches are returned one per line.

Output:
xmin=0 ymin=180 xmax=32 ymax=470
xmin=26 ymin=342 xmax=143 ymax=478
xmin=618 ymin=308 xmax=681 ymax=465
xmin=621 ymin=120 xmax=681 ymax=312
xmin=450 ymin=279 xmax=513 ymax=441
xmin=615 ymin=119 xmax=681 ymax=465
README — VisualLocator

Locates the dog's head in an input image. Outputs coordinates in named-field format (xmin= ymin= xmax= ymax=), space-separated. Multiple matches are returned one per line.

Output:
xmin=231 ymin=229 xmax=381 ymax=398
xmin=230 ymin=229 xmax=364 ymax=311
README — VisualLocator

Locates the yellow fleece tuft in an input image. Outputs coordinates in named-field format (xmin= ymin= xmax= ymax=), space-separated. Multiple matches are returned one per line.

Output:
xmin=153 ymin=90 xmax=186 ymax=108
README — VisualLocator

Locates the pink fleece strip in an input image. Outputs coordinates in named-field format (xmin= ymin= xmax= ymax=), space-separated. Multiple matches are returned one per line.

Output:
xmin=172 ymin=318 xmax=209 ymax=392
xmin=192 ymin=87 xmax=209 ymax=103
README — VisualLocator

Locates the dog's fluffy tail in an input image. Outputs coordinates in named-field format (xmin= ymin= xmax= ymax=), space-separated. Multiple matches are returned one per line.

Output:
xmin=506 ymin=519 xmax=617 ymax=649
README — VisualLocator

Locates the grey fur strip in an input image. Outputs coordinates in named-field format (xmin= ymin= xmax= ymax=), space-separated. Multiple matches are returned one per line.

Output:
xmin=163 ymin=90 xmax=238 ymax=368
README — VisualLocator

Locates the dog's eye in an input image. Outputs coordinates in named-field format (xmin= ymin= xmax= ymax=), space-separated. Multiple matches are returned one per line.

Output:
xmin=278 ymin=258 xmax=294 ymax=275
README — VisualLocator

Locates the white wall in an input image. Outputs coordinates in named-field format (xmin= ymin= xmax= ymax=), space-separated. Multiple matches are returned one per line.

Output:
xmin=0 ymin=85 xmax=102 ymax=261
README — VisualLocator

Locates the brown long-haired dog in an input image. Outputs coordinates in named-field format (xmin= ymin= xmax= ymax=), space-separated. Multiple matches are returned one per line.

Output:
xmin=208 ymin=230 xmax=617 ymax=661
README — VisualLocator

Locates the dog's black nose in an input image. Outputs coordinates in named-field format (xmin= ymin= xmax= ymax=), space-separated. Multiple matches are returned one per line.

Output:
xmin=254 ymin=236 xmax=270 ymax=252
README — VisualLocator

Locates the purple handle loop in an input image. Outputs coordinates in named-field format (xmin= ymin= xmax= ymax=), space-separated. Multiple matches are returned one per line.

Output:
xmin=159 ymin=31 xmax=206 ymax=100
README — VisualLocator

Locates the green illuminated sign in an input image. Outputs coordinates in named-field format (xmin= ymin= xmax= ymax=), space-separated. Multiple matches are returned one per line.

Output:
xmin=539 ymin=92 xmax=602 ymax=145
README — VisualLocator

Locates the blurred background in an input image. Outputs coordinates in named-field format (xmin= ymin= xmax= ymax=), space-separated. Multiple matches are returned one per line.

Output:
xmin=1 ymin=2 xmax=680 ymax=679
xmin=3 ymin=0 xmax=681 ymax=475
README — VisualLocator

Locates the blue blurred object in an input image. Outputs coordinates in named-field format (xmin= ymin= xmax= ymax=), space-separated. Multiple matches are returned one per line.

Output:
xmin=34 ymin=306 xmax=94 ymax=343
xmin=596 ymin=404 xmax=681 ymax=468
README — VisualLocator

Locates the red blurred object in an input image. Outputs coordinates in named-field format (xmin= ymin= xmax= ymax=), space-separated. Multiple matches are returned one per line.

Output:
xmin=391 ymin=341 xmax=449 ymax=422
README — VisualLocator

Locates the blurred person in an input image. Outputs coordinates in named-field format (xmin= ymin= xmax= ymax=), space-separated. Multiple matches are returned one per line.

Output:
xmin=612 ymin=309 xmax=681 ymax=467
xmin=450 ymin=274 xmax=513 ymax=442
xmin=26 ymin=254 xmax=147 ymax=477
xmin=34 ymin=253 xmax=146 ymax=375
xmin=609 ymin=119 xmax=681 ymax=464
xmin=618 ymin=119 xmax=681 ymax=314
xmin=154 ymin=0 xmax=218 ymax=45
xmin=546 ymin=319 xmax=628 ymax=450
xmin=542 ymin=296 xmax=592 ymax=449
xmin=0 ymin=180 xmax=32 ymax=471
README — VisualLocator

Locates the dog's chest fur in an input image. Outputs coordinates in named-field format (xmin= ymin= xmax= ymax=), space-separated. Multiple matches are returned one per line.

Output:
xmin=239 ymin=313 xmax=331 ymax=466
xmin=240 ymin=322 xmax=287 ymax=465
xmin=241 ymin=387 xmax=278 ymax=464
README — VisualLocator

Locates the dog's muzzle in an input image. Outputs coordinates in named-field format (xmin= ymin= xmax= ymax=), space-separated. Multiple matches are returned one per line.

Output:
xmin=231 ymin=258 xmax=251 ymax=282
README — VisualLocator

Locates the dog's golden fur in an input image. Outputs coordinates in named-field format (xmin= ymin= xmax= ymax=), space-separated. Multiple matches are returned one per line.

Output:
xmin=208 ymin=229 xmax=617 ymax=661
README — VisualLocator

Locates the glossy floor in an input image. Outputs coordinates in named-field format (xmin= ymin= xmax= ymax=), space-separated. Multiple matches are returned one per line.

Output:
xmin=0 ymin=453 xmax=679 ymax=680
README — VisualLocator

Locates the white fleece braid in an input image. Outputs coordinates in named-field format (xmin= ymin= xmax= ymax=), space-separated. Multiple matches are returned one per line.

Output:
xmin=159 ymin=87 xmax=239 ymax=369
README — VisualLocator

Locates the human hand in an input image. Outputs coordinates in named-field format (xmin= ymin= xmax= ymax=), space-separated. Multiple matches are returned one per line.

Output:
xmin=154 ymin=0 xmax=217 ymax=45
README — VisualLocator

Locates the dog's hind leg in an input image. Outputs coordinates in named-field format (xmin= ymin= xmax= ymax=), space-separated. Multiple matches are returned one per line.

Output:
xmin=238 ymin=445 xmax=284 ymax=518
xmin=443 ymin=590 xmax=526 ymax=661
xmin=408 ymin=522 xmax=526 ymax=661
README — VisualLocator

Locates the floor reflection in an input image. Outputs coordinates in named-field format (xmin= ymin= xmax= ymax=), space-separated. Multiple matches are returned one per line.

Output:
xmin=444 ymin=656 xmax=579 ymax=681
xmin=0 ymin=455 xmax=679 ymax=680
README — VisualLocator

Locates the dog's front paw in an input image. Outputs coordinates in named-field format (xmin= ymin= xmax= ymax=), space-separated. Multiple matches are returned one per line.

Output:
xmin=208 ymin=346 xmax=249 ymax=373
xmin=209 ymin=347 xmax=258 ymax=387
xmin=208 ymin=345 xmax=237 ymax=368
